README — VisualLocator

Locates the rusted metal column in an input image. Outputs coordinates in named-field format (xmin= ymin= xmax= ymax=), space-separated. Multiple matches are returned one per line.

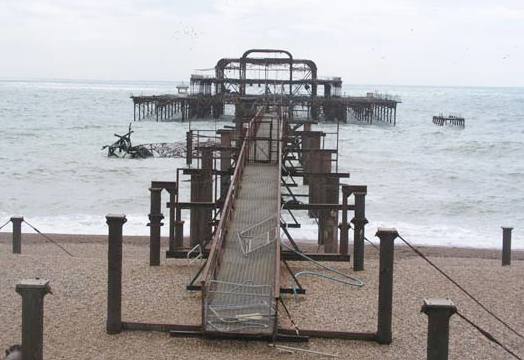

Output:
xmin=301 ymin=131 xmax=322 ymax=186
xmin=218 ymin=130 xmax=232 ymax=199
xmin=16 ymin=278 xmax=51 ymax=360
xmin=352 ymin=187 xmax=368 ymax=271
xmin=421 ymin=298 xmax=457 ymax=360
xmin=190 ymin=172 xmax=203 ymax=247
xmin=339 ymin=188 xmax=350 ymax=255
xmin=321 ymin=174 xmax=339 ymax=253
xmin=167 ymin=188 xmax=175 ymax=250
xmin=376 ymin=227 xmax=398 ymax=344
xmin=303 ymin=122 xmax=312 ymax=131
xmin=106 ymin=214 xmax=126 ymax=334
xmin=186 ymin=130 xmax=193 ymax=167
xmin=174 ymin=206 xmax=184 ymax=249
xmin=316 ymin=151 xmax=332 ymax=244
xmin=148 ymin=187 xmax=163 ymax=266
xmin=501 ymin=226 xmax=513 ymax=266
xmin=190 ymin=150 xmax=213 ymax=248
xmin=11 ymin=216 xmax=23 ymax=254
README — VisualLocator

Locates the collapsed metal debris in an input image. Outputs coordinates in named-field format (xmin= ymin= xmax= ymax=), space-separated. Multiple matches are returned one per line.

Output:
xmin=101 ymin=124 xmax=217 ymax=159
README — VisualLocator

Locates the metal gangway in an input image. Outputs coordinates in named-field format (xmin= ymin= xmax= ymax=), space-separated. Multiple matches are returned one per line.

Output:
xmin=200 ymin=109 xmax=282 ymax=338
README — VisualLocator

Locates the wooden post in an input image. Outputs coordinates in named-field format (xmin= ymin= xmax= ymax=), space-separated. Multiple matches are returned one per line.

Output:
xmin=376 ymin=227 xmax=398 ymax=344
xmin=106 ymin=214 xmax=126 ymax=334
xmin=421 ymin=298 xmax=457 ymax=360
xmin=16 ymin=278 xmax=51 ymax=360
xmin=11 ymin=216 xmax=23 ymax=254
xmin=501 ymin=227 xmax=513 ymax=266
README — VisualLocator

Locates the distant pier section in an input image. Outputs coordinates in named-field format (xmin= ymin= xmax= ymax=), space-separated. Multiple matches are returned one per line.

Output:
xmin=131 ymin=49 xmax=401 ymax=125
xmin=432 ymin=114 xmax=465 ymax=128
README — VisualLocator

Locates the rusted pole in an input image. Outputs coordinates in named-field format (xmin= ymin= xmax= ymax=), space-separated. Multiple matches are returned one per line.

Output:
xmin=339 ymin=190 xmax=349 ymax=255
xmin=186 ymin=130 xmax=193 ymax=167
xmin=106 ymin=214 xmax=126 ymax=334
xmin=421 ymin=298 xmax=457 ymax=360
xmin=148 ymin=187 xmax=163 ymax=266
xmin=190 ymin=172 xmax=202 ymax=247
xmin=16 ymin=278 xmax=51 ymax=360
xmin=11 ymin=216 xmax=23 ymax=254
xmin=174 ymin=206 xmax=184 ymax=249
xmin=219 ymin=130 xmax=232 ymax=199
xmin=316 ymin=151 xmax=332 ymax=245
xmin=201 ymin=148 xmax=213 ymax=246
xmin=501 ymin=227 xmax=513 ymax=266
xmin=168 ymin=188 xmax=176 ymax=251
xmin=322 ymin=174 xmax=339 ymax=253
xmin=302 ymin=131 xmax=322 ymax=187
xmin=376 ymin=227 xmax=398 ymax=344
xmin=352 ymin=188 xmax=368 ymax=271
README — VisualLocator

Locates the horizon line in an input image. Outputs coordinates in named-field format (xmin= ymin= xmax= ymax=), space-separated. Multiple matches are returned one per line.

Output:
xmin=0 ymin=77 xmax=523 ymax=89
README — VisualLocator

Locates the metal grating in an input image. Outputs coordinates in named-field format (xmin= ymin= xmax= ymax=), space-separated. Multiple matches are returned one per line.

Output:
xmin=204 ymin=113 xmax=281 ymax=335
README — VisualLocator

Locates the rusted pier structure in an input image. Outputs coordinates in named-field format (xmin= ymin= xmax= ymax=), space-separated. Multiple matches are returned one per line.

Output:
xmin=108 ymin=51 xmax=403 ymax=344
xmin=131 ymin=95 xmax=190 ymax=122
xmin=131 ymin=49 xmax=400 ymax=125
xmin=432 ymin=114 xmax=465 ymax=128
xmin=114 ymin=101 xmax=391 ymax=341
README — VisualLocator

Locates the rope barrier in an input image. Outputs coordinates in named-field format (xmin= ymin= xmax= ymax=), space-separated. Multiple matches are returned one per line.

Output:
xmin=456 ymin=311 xmax=522 ymax=360
xmin=23 ymin=220 xmax=75 ymax=257
xmin=0 ymin=219 xmax=11 ymax=231
xmin=397 ymin=233 xmax=523 ymax=340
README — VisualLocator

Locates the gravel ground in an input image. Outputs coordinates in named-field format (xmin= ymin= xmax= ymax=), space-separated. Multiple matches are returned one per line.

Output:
xmin=0 ymin=234 xmax=522 ymax=359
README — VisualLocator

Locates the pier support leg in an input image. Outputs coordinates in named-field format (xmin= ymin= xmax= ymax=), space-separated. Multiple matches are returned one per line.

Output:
xmin=376 ymin=228 xmax=398 ymax=344
xmin=201 ymin=148 xmax=213 ymax=246
xmin=352 ymin=189 xmax=368 ymax=271
xmin=322 ymin=175 xmax=339 ymax=253
xmin=186 ymin=130 xmax=193 ymax=167
xmin=11 ymin=216 xmax=23 ymax=254
xmin=301 ymin=132 xmax=321 ymax=187
xmin=421 ymin=298 xmax=457 ymax=360
xmin=106 ymin=214 xmax=126 ymax=334
xmin=148 ymin=187 xmax=164 ymax=266
xmin=174 ymin=207 xmax=184 ymax=248
xmin=16 ymin=278 xmax=51 ymax=360
xmin=339 ymin=193 xmax=349 ymax=255
xmin=501 ymin=226 xmax=513 ymax=266
xmin=219 ymin=130 xmax=232 ymax=199
xmin=168 ymin=189 xmax=176 ymax=250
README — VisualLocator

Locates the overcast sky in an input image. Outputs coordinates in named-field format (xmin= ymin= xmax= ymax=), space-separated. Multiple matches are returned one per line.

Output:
xmin=0 ymin=0 xmax=523 ymax=86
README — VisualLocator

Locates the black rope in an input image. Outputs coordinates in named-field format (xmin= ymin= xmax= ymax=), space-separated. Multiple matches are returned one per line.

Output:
xmin=398 ymin=234 xmax=523 ymax=340
xmin=23 ymin=220 xmax=75 ymax=257
xmin=0 ymin=219 xmax=11 ymax=231
xmin=456 ymin=311 xmax=523 ymax=360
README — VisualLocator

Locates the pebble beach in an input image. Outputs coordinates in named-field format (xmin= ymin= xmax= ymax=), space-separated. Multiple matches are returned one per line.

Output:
xmin=1 ymin=234 xmax=522 ymax=359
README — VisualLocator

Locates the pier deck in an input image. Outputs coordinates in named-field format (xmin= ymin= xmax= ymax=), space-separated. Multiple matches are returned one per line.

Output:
xmin=202 ymin=112 xmax=281 ymax=337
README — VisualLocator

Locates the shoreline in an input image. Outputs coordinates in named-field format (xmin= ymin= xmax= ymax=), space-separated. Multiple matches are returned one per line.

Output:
xmin=1 ymin=232 xmax=523 ymax=260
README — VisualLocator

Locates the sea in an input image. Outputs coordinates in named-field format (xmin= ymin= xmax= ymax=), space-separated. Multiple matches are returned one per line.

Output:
xmin=0 ymin=80 xmax=522 ymax=249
